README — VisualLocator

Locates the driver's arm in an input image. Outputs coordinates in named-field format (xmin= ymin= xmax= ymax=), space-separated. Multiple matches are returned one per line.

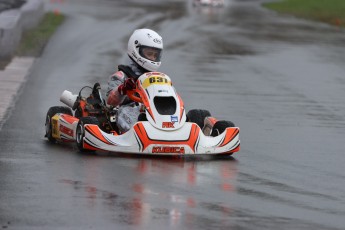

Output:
xmin=106 ymin=71 xmax=126 ymax=106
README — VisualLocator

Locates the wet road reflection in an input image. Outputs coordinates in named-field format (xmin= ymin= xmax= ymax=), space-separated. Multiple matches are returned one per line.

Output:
xmin=58 ymin=155 xmax=238 ymax=228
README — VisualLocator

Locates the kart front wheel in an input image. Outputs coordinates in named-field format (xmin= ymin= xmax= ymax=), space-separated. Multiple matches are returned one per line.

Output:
xmin=76 ymin=116 xmax=99 ymax=152
xmin=211 ymin=120 xmax=235 ymax=137
xmin=187 ymin=109 xmax=211 ymax=129
xmin=45 ymin=106 xmax=73 ymax=143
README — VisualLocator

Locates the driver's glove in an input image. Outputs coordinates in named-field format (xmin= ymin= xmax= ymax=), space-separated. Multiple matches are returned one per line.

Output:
xmin=118 ymin=78 xmax=136 ymax=95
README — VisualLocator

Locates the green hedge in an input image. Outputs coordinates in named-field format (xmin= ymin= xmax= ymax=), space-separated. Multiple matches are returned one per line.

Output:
xmin=16 ymin=12 xmax=65 ymax=57
xmin=263 ymin=0 xmax=345 ymax=27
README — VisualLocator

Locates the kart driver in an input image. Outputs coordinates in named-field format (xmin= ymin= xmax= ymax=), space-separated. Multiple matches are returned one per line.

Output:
xmin=106 ymin=28 xmax=163 ymax=133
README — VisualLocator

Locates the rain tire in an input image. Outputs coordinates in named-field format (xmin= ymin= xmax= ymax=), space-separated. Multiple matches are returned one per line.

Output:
xmin=186 ymin=109 xmax=211 ymax=129
xmin=45 ymin=106 xmax=73 ymax=143
xmin=76 ymin=116 xmax=99 ymax=152
xmin=211 ymin=120 xmax=235 ymax=137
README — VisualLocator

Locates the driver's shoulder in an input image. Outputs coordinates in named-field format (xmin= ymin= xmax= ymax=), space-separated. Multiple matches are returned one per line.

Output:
xmin=108 ymin=70 xmax=130 ymax=85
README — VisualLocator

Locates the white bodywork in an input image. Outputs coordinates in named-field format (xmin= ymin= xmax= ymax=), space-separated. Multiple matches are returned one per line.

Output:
xmin=136 ymin=72 xmax=186 ymax=131
xmin=83 ymin=122 xmax=240 ymax=155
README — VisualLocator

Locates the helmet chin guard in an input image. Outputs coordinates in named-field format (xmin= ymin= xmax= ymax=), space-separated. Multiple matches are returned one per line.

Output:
xmin=127 ymin=29 xmax=163 ymax=72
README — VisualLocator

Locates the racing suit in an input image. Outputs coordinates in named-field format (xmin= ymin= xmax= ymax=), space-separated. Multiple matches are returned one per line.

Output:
xmin=106 ymin=57 xmax=147 ymax=133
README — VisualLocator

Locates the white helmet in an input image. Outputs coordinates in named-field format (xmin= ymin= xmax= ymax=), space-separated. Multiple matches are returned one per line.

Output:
xmin=127 ymin=28 xmax=163 ymax=72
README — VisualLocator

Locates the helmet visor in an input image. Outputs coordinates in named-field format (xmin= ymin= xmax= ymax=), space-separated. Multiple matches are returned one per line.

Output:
xmin=139 ymin=46 xmax=162 ymax=62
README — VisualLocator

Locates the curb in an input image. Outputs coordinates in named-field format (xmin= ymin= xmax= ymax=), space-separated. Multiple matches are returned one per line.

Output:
xmin=0 ymin=57 xmax=36 ymax=130
xmin=0 ymin=0 xmax=43 ymax=130
xmin=0 ymin=0 xmax=44 ymax=59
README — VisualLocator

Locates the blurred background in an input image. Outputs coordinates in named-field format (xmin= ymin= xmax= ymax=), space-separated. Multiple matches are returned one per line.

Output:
xmin=1 ymin=0 xmax=345 ymax=229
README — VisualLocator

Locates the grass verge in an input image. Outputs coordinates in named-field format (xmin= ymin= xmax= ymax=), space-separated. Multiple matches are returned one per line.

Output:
xmin=263 ymin=0 xmax=345 ymax=27
xmin=16 ymin=12 xmax=65 ymax=57
xmin=0 ymin=12 xmax=65 ymax=70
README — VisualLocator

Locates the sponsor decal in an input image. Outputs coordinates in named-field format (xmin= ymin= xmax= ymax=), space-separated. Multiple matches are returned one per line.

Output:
xmin=161 ymin=116 xmax=178 ymax=128
xmin=146 ymin=72 xmax=165 ymax=77
xmin=171 ymin=116 xmax=178 ymax=123
xmin=162 ymin=122 xmax=175 ymax=128
xmin=59 ymin=125 xmax=73 ymax=137
xmin=52 ymin=120 xmax=58 ymax=136
xmin=137 ymin=57 xmax=146 ymax=65
xmin=153 ymin=38 xmax=162 ymax=44
xmin=152 ymin=146 xmax=185 ymax=154
xmin=142 ymin=76 xmax=171 ymax=89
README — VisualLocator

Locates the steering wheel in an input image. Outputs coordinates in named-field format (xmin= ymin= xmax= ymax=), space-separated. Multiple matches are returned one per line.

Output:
xmin=126 ymin=89 xmax=143 ymax=103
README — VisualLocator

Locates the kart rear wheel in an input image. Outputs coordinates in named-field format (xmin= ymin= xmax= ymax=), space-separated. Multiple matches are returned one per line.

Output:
xmin=76 ymin=116 xmax=99 ymax=152
xmin=211 ymin=120 xmax=235 ymax=137
xmin=45 ymin=106 xmax=73 ymax=143
xmin=186 ymin=109 xmax=211 ymax=129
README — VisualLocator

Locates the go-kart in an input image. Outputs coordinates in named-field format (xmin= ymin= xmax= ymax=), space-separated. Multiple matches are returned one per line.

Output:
xmin=193 ymin=0 xmax=225 ymax=7
xmin=45 ymin=72 xmax=240 ymax=156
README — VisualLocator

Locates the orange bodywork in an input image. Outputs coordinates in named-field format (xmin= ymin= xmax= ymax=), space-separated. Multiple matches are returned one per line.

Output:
xmin=127 ymin=81 xmax=156 ymax=122
xmin=85 ymin=125 xmax=114 ymax=145
xmin=60 ymin=114 xmax=79 ymax=124
xmin=78 ymin=100 xmax=90 ymax=117
xmin=134 ymin=123 xmax=200 ymax=152
xmin=219 ymin=128 xmax=239 ymax=148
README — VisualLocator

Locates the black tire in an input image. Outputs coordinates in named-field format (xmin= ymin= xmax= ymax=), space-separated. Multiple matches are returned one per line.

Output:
xmin=45 ymin=106 xmax=73 ymax=143
xmin=211 ymin=120 xmax=235 ymax=137
xmin=76 ymin=116 xmax=99 ymax=152
xmin=138 ymin=113 xmax=147 ymax=121
xmin=186 ymin=109 xmax=211 ymax=129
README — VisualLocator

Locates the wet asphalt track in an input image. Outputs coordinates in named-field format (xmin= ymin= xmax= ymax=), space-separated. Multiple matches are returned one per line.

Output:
xmin=1 ymin=0 xmax=345 ymax=229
